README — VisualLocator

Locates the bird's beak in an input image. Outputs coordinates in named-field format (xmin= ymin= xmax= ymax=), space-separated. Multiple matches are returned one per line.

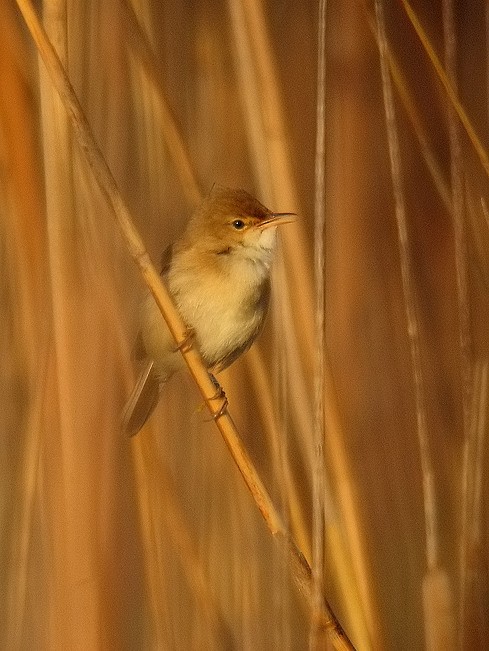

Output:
xmin=258 ymin=212 xmax=296 ymax=230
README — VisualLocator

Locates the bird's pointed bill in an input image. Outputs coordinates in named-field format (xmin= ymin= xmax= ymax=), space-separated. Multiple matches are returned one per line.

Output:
xmin=257 ymin=213 xmax=296 ymax=230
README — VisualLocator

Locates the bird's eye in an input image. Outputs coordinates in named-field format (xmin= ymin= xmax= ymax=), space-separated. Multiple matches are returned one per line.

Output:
xmin=232 ymin=219 xmax=245 ymax=230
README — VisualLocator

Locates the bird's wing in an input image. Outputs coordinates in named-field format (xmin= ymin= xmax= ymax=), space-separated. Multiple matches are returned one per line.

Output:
xmin=121 ymin=361 xmax=161 ymax=437
xmin=122 ymin=246 xmax=176 ymax=437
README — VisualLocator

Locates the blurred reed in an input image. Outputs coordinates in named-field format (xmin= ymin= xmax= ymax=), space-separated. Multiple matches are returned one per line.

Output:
xmin=376 ymin=2 xmax=450 ymax=649
xmin=1 ymin=0 xmax=488 ymax=649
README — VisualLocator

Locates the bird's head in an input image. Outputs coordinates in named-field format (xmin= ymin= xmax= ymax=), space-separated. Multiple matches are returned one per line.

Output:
xmin=184 ymin=187 xmax=295 ymax=263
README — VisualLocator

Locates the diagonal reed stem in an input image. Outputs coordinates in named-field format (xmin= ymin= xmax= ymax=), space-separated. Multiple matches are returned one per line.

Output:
xmin=360 ymin=1 xmax=452 ymax=214
xmin=14 ymin=0 xmax=355 ymax=647
xmin=375 ymin=0 xmax=438 ymax=572
xmin=400 ymin=0 xmax=489 ymax=183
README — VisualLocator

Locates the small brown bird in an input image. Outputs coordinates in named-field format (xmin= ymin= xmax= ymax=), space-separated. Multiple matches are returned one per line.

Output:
xmin=121 ymin=186 xmax=294 ymax=436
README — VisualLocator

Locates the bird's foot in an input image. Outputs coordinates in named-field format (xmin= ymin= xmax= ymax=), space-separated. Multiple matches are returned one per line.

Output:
xmin=201 ymin=375 xmax=228 ymax=421
xmin=173 ymin=327 xmax=195 ymax=354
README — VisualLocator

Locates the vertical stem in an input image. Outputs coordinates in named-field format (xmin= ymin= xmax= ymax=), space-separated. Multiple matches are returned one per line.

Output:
xmin=375 ymin=0 xmax=439 ymax=572
xmin=39 ymin=1 xmax=101 ymax=646
xmin=120 ymin=0 xmax=202 ymax=206
xmin=442 ymin=1 xmax=472 ymax=644
xmin=310 ymin=0 xmax=327 ymax=647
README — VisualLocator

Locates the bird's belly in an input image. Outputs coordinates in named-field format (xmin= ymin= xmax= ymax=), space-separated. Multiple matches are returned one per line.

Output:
xmin=141 ymin=266 xmax=268 ymax=376
xmin=188 ymin=295 xmax=264 ymax=368
xmin=170 ymin=268 xmax=268 ymax=370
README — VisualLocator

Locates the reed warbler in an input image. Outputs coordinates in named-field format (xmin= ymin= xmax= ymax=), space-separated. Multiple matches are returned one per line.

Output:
xmin=122 ymin=186 xmax=294 ymax=436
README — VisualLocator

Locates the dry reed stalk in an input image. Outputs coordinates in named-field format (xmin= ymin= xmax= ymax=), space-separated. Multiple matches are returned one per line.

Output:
xmin=422 ymin=568 xmax=456 ymax=651
xmin=278 ymin=285 xmax=370 ymax=644
xmin=4 ymin=346 xmax=48 ymax=648
xmin=38 ymin=1 xmax=103 ymax=646
xmin=310 ymin=0 xmax=328 ymax=646
xmin=276 ymin=287 xmax=358 ymax=627
xmin=0 ymin=0 xmax=45 ymax=361
xmin=0 ymin=6 xmax=47 ymax=643
xmin=459 ymin=360 xmax=488 ymax=645
xmin=400 ymin=0 xmax=489 ymax=183
xmin=481 ymin=196 xmax=489 ymax=234
xmin=375 ymin=0 xmax=437 ymax=568
xmin=361 ymin=2 xmax=452 ymax=213
xmin=131 ymin=433 xmax=168 ymax=647
xmin=471 ymin=361 xmax=488 ymax=639
xmin=15 ymin=0 xmax=354 ymax=646
xmin=400 ymin=2 xmax=489 ymax=644
xmin=442 ymin=2 xmax=473 ymax=645
xmin=270 ymin=323 xmax=295 ymax=647
xmin=375 ymin=3 xmax=457 ymax=648
xmin=464 ymin=194 xmax=489 ymax=289
xmin=248 ymin=346 xmax=312 ymax=558
xmin=487 ymin=5 xmax=489 ymax=126
xmin=273 ymin=269 xmax=320 ymax=536
xmin=227 ymin=0 xmax=314 ymax=385
xmin=120 ymin=0 xmax=202 ymax=207
xmin=226 ymin=0 xmax=315 ymax=437
xmin=228 ymin=2 xmax=374 ymax=645
xmin=442 ymin=0 xmax=472 ymax=454
xmin=478 ymin=197 xmax=489 ymax=281
xmin=133 ymin=431 xmax=234 ymax=647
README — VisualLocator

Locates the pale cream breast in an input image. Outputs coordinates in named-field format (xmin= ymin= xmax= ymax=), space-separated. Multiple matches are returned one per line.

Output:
xmin=167 ymin=246 xmax=271 ymax=368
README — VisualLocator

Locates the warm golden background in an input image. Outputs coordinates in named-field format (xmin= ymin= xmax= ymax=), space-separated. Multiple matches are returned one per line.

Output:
xmin=1 ymin=0 xmax=488 ymax=648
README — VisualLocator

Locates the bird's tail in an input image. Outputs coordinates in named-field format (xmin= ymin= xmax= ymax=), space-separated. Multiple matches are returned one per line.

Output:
xmin=121 ymin=361 xmax=160 ymax=437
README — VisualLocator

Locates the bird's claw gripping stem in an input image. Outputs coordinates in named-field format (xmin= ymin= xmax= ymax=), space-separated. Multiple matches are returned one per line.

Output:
xmin=203 ymin=378 xmax=228 ymax=421
xmin=173 ymin=328 xmax=194 ymax=354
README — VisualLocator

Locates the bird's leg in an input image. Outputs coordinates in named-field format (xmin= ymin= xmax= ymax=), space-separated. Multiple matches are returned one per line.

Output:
xmin=175 ymin=334 xmax=227 ymax=418
xmin=202 ymin=374 xmax=228 ymax=420
xmin=173 ymin=327 xmax=195 ymax=354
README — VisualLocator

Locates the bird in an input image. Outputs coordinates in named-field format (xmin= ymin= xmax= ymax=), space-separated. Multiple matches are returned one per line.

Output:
xmin=121 ymin=186 xmax=295 ymax=437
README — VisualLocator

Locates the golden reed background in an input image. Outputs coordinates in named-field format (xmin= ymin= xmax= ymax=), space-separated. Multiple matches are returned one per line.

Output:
xmin=0 ymin=0 xmax=488 ymax=648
